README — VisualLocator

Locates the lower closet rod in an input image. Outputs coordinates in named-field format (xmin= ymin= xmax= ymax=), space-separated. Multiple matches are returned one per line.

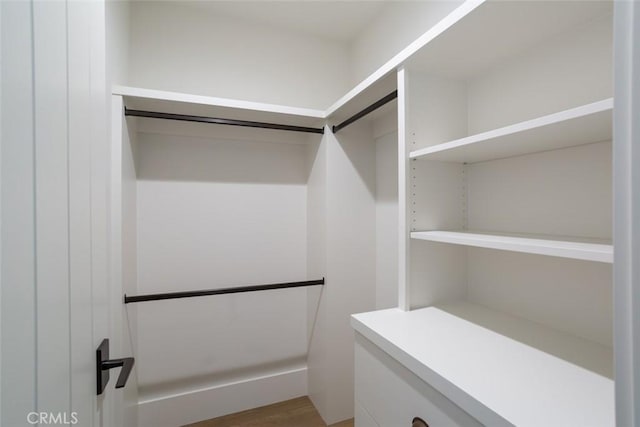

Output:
xmin=124 ymin=108 xmax=325 ymax=134
xmin=124 ymin=278 xmax=325 ymax=304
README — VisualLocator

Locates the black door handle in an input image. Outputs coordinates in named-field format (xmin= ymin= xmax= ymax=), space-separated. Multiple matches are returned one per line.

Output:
xmin=96 ymin=339 xmax=135 ymax=395
xmin=102 ymin=357 xmax=135 ymax=388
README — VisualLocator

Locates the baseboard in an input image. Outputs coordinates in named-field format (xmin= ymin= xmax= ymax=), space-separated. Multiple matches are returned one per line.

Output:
xmin=138 ymin=367 xmax=308 ymax=427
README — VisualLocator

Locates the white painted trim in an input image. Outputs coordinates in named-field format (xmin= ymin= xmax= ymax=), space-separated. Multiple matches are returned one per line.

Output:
xmin=397 ymin=68 xmax=409 ymax=311
xmin=137 ymin=367 xmax=307 ymax=427
xmin=411 ymin=230 xmax=613 ymax=263
xmin=112 ymin=85 xmax=325 ymax=119
xmin=68 ymin=2 xmax=97 ymax=420
xmin=324 ymin=0 xmax=484 ymax=117
xmin=613 ymin=1 xmax=640 ymax=425
xmin=410 ymin=99 xmax=613 ymax=163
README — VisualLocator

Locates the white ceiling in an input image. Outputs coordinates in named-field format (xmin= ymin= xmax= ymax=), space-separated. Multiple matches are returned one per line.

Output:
xmin=178 ymin=1 xmax=388 ymax=42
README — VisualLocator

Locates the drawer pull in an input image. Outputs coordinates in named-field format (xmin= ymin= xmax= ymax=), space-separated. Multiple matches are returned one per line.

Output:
xmin=412 ymin=417 xmax=429 ymax=427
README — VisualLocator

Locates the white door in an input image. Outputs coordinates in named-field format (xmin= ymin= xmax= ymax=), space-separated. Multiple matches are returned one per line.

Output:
xmin=1 ymin=1 xmax=137 ymax=426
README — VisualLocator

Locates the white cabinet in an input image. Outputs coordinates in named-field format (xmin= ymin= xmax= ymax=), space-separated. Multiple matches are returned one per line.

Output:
xmin=354 ymin=333 xmax=481 ymax=427
xmin=352 ymin=304 xmax=613 ymax=426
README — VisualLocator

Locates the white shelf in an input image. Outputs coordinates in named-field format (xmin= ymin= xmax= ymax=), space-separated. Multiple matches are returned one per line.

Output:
xmin=410 ymin=99 xmax=613 ymax=163
xmin=410 ymin=230 xmax=613 ymax=263
xmin=324 ymin=0 xmax=483 ymax=118
xmin=351 ymin=302 xmax=614 ymax=427
xmin=113 ymin=85 xmax=326 ymax=129
xmin=325 ymin=73 xmax=397 ymax=125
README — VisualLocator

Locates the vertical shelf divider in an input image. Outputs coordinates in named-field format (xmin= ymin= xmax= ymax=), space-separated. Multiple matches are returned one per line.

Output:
xmin=397 ymin=67 xmax=410 ymax=311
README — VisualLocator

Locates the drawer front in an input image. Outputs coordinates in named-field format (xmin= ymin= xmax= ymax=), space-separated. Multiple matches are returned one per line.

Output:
xmin=355 ymin=402 xmax=379 ymax=427
xmin=355 ymin=333 xmax=482 ymax=427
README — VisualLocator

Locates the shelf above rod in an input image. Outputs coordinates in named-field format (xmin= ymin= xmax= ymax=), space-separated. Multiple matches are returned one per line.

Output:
xmin=124 ymin=108 xmax=325 ymax=134
xmin=411 ymin=231 xmax=613 ymax=263
xmin=409 ymin=98 xmax=613 ymax=163
xmin=124 ymin=278 xmax=325 ymax=304
xmin=332 ymin=90 xmax=398 ymax=134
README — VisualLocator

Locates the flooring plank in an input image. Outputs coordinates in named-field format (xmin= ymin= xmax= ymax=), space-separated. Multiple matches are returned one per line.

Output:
xmin=184 ymin=397 xmax=354 ymax=427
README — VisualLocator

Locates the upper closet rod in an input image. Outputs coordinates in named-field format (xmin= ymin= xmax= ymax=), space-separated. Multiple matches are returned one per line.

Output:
xmin=124 ymin=107 xmax=325 ymax=134
xmin=332 ymin=90 xmax=398 ymax=134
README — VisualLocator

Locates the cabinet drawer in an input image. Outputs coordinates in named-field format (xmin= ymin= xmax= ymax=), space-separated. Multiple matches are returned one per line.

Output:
xmin=355 ymin=402 xmax=379 ymax=427
xmin=355 ymin=333 xmax=481 ymax=427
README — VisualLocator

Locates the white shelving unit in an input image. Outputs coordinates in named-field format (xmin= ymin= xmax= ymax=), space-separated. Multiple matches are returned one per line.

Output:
xmin=409 ymin=99 xmax=613 ymax=163
xmin=352 ymin=302 xmax=614 ymax=427
xmin=353 ymin=0 xmax=619 ymax=426
xmin=410 ymin=230 xmax=613 ymax=263
xmin=398 ymin=0 xmax=614 ymax=421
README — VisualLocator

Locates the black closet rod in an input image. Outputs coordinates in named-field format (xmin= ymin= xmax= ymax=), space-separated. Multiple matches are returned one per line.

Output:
xmin=124 ymin=278 xmax=325 ymax=304
xmin=332 ymin=90 xmax=398 ymax=134
xmin=124 ymin=108 xmax=325 ymax=135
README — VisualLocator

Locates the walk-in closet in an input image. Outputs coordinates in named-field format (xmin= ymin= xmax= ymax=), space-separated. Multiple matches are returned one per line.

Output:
xmin=109 ymin=1 xmax=634 ymax=426
xmin=2 ymin=1 xmax=638 ymax=427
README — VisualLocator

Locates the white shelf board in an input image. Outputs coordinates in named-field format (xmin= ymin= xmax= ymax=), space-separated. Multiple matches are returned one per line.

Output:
xmin=351 ymin=301 xmax=614 ymax=427
xmin=326 ymin=73 xmax=397 ymax=126
xmin=405 ymin=1 xmax=612 ymax=79
xmin=324 ymin=0 xmax=483 ymax=118
xmin=411 ymin=230 xmax=613 ymax=263
xmin=113 ymin=85 xmax=326 ymax=129
xmin=410 ymin=99 xmax=613 ymax=163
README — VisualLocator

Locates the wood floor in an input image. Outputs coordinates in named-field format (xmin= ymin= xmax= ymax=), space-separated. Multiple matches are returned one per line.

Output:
xmin=184 ymin=397 xmax=354 ymax=427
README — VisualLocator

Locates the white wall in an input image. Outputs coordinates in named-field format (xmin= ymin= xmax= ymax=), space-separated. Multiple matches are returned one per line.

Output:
xmin=106 ymin=0 xmax=130 ymax=86
xmin=129 ymin=1 xmax=351 ymax=109
xmin=467 ymin=14 xmax=612 ymax=134
xmin=305 ymin=131 xmax=329 ymax=421
xmin=350 ymin=1 xmax=463 ymax=85
xmin=466 ymin=142 xmax=612 ymax=240
xmin=134 ymin=124 xmax=313 ymax=426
